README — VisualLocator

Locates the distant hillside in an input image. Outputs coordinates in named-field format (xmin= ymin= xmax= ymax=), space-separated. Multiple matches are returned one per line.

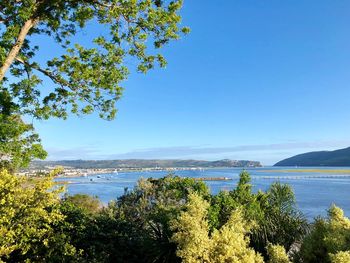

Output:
xmin=30 ymin=159 xmax=262 ymax=169
xmin=274 ymin=147 xmax=350 ymax=166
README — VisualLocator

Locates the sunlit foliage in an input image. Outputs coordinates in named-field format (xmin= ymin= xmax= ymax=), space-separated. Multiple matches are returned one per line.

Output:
xmin=267 ymin=244 xmax=291 ymax=263
xmin=170 ymin=192 xmax=211 ymax=262
xmin=298 ymin=205 xmax=350 ymax=263
xmin=330 ymin=251 xmax=350 ymax=263
xmin=0 ymin=169 xmax=347 ymax=262
xmin=0 ymin=0 xmax=188 ymax=119
xmin=62 ymin=193 xmax=102 ymax=214
xmin=0 ymin=91 xmax=46 ymax=170
xmin=209 ymin=171 xmax=308 ymax=259
xmin=0 ymin=169 xmax=76 ymax=262
xmin=0 ymin=0 xmax=188 ymax=169
xmin=171 ymin=192 xmax=264 ymax=263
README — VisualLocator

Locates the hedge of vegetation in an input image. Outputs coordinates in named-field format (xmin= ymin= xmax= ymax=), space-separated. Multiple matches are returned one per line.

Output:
xmin=0 ymin=170 xmax=349 ymax=263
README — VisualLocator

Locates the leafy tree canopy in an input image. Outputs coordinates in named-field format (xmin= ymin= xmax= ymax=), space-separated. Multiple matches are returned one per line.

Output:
xmin=0 ymin=90 xmax=46 ymax=170
xmin=0 ymin=0 xmax=188 ymax=168
xmin=329 ymin=251 xmax=350 ymax=263
xmin=298 ymin=205 xmax=350 ymax=263
xmin=266 ymin=244 xmax=291 ymax=263
xmin=62 ymin=193 xmax=102 ymax=214
xmin=110 ymin=175 xmax=210 ymax=262
xmin=170 ymin=192 xmax=264 ymax=263
xmin=0 ymin=169 xmax=77 ymax=262
xmin=0 ymin=0 xmax=188 ymax=120
xmin=2 ymin=169 xmax=350 ymax=262
xmin=209 ymin=172 xmax=308 ymax=259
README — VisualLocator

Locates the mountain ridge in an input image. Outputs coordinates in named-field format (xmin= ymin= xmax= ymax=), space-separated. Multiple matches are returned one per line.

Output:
xmin=274 ymin=146 xmax=350 ymax=166
xmin=30 ymin=159 xmax=262 ymax=169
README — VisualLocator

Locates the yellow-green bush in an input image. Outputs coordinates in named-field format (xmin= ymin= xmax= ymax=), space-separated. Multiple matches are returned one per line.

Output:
xmin=330 ymin=251 xmax=350 ymax=263
xmin=267 ymin=244 xmax=291 ymax=263
xmin=298 ymin=205 xmax=350 ymax=263
xmin=0 ymin=169 xmax=76 ymax=261
xmin=171 ymin=192 xmax=264 ymax=263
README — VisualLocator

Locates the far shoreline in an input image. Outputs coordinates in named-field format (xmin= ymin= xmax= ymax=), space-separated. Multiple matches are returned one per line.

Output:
xmin=22 ymin=166 xmax=350 ymax=178
xmin=52 ymin=166 xmax=257 ymax=178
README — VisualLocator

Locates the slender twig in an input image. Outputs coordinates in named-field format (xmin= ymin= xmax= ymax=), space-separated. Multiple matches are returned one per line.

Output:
xmin=15 ymin=57 xmax=64 ymax=85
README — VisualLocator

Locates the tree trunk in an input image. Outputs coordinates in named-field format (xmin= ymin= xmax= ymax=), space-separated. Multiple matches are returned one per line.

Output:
xmin=0 ymin=18 xmax=38 ymax=82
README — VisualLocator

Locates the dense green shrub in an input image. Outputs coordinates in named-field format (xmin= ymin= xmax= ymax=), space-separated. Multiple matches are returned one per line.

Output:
xmin=1 ymin=170 xmax=349 ymax=262
xmin=297 ymin=205 xmax=350 ymax=263
xmin=209 ymin=171 xmax=308 ymax=259
xmin=0 ymin=169 xmax=77 ymax=262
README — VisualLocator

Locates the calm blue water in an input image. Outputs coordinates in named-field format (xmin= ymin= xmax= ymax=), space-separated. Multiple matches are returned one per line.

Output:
xmin=54 ymin=167 xmax=350 ymax=220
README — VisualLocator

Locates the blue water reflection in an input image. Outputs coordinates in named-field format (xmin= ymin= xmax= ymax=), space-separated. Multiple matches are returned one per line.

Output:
xmin=54 ymin=167 xmax=350 ymax=220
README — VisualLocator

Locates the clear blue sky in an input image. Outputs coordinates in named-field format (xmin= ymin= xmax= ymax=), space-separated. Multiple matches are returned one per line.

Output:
xmin=33 ymin=0 xmax=350 ymax=165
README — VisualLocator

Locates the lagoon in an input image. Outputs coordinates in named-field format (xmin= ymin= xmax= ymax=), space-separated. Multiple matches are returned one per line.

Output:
xmin=54 ymin=167 xmax=350 ymax=220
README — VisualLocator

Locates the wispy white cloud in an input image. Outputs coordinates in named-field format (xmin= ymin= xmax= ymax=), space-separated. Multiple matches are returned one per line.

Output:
xmin=46 ymin=146 xmax=101 ymax=160
xmin=101 ymin=140 xmax=350 ymax=158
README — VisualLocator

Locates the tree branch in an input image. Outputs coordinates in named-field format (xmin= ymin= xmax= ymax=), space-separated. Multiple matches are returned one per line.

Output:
xmin=91 ymin=0 xmax=112 ymax=8
xmin=0 ymin=1 xmax=65 ymax=79
xmin=15 ymin=57 xmax=102 ymax=110
xmin=15 ymin=57 xmax=62 ymax=84
xmin=0 ymin=18 xmax=38 ymax=82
